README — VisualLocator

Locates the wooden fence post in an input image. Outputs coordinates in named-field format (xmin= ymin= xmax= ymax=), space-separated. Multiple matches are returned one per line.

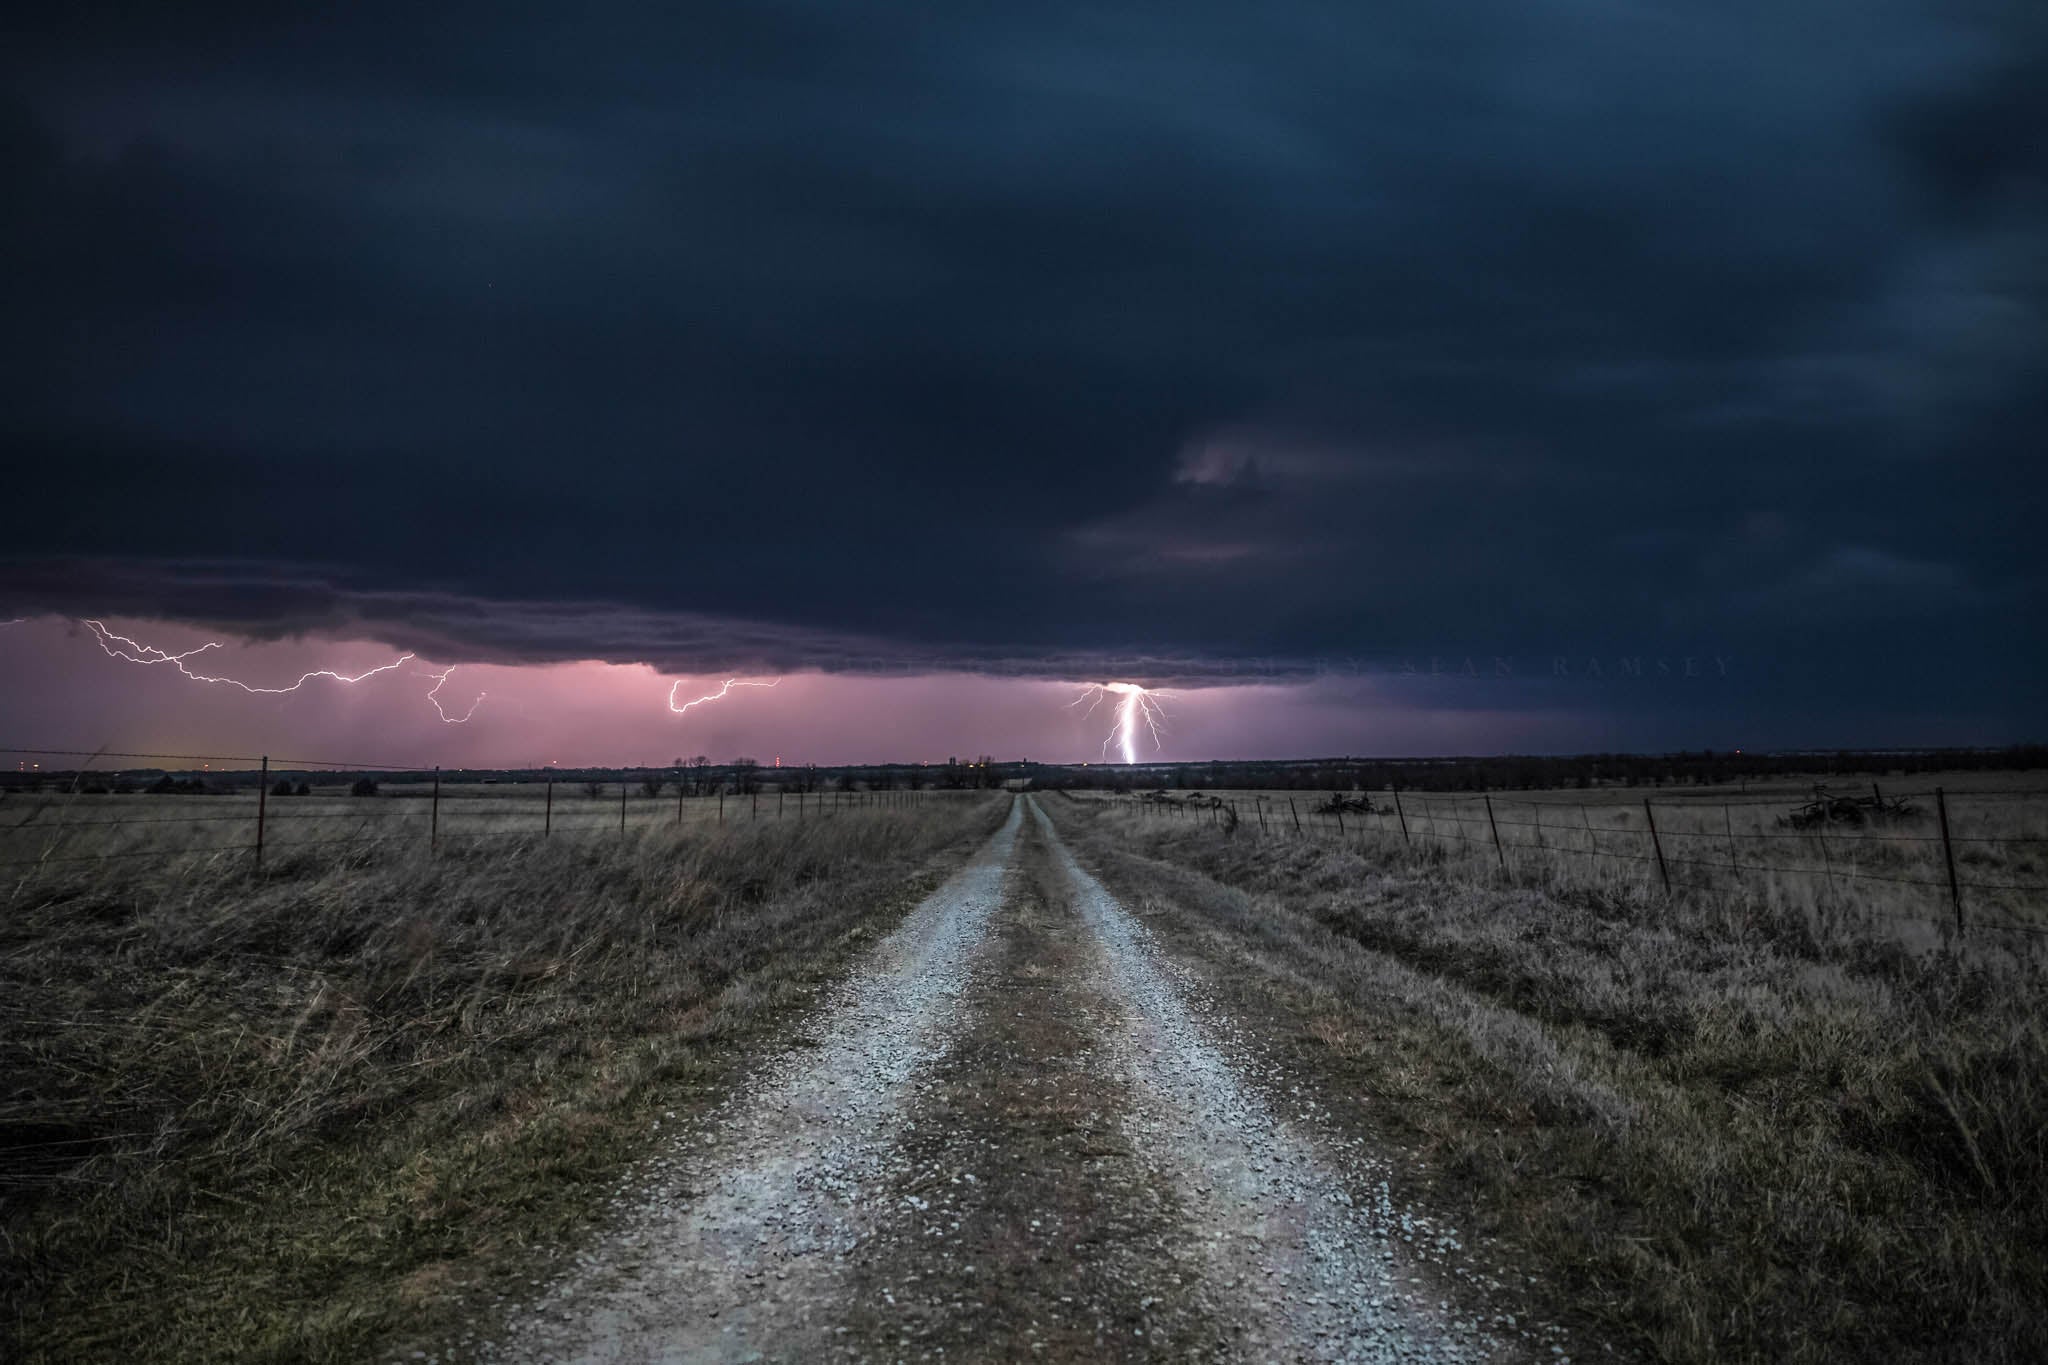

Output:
xmin=255 ymin=755 xmax=269 ymax=869
xmin=677 ymin=773 xmax=685 ymax=826
xmin=1643 ymin=798 xmax=1669 ymax=892
xmin=545 ymin=774 xmax=553 ymax=837
xmin=1288 ymin=798 xmax=1302 ymax=835
xmin=1484 ymin=793 xmax=1505 ymax=871
xmin=1936 ymin=787 xmax=1963 ymax=934
xmin=431 ymin=766 xmax=441 ymax=853
xmin=1821 ymin=819 xmax=1842 ymax=892
xmin=620 ymin=777 xmax=628 ymax=835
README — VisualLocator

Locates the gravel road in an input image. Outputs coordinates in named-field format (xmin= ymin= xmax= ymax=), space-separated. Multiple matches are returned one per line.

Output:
xmin=485 ymin=799 xmax=1022 ymax=1363
xmin=1031 ymin=798 xmax=1548 ymax=1363
xmin=472 ymin=795 xmax=1556 ymax=1363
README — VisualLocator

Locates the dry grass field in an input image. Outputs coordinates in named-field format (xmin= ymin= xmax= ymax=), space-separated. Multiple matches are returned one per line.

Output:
xmin=5 ymin=774 xmax=2043 ymax=1362
xmin=0 ymin=791 xmax=1008 ymax=1363
xmin=1041 ymin=788 xmax=2048 ymax=1362
xmin=1093 ymin=774 xmax=2048 ymax=934
xmin=1 ymin=779 xmax=891 ymax=870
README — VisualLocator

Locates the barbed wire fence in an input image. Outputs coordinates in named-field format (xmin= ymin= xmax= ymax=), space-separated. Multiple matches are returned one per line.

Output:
xmin=1099 ymin=782 xmax=2048 ymax=938
xmin=0 ymin=746 xmax=941 ymax=876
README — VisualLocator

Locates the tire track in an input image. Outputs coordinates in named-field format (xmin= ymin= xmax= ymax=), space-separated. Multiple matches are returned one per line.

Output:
xmin=1030 ymin=796 xmax=1535 ymax=1363
xmin=486 ymin=798 xmax=1023 ymax=1364
xmin=831 ymin=808 xmax=1236 ymax=1362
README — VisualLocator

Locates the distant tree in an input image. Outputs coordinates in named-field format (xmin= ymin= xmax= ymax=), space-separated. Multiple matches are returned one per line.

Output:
xmin=731 ymin=757 xmax=761 ymax=794
xmin=294 ymin=781 xmax=311 ymax=797
xmin=688 ymin=754 xmax=712 ymax=796
xmin=271 ymin=779 xmax=294 ymax=797
xmin=350 ymin=778 xmax=379 ymax=797
xmin=640 ymin=773 xmax=665 ymax=798
xmin=582 ymin=780 xmax=606 ymax=799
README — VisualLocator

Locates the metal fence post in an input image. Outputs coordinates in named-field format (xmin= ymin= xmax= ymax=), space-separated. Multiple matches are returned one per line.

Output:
xmin=545 ymin=774 xmax=553 ymax=837
xmin=1393 ymin=787 xmax=1410 ymax=846
xmin=255 ymin=755 xmax=269 ymax=869
xmin=677 ymin=772 xmax=685 ymax=826
xmin=431 ymin=766 xmax=441 ymax=853
xmin=1288 ymin=798 xmax=1302 ymax=835
xmin=1484 ymin=793 xmax=1505 ymax=871
xmin=718 ymin=790 xmax=724 ymax=824
xmin=1643 ymin=798 xmax=1669 ymax=892
xmin=620 ymin=776 xmax=628 ymax=835
xmin=1936 ymin=787 xmax=1963 ymax=933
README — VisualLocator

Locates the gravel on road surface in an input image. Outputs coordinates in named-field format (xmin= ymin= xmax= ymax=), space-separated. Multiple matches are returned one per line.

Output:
xmin=485 ymin=800 xmax=1022 ymax=1363
xmin=1033 ymin=796 xmax=1558 ymax=1364
xmin=470 ymin=796 xmax=1560 ymax=1364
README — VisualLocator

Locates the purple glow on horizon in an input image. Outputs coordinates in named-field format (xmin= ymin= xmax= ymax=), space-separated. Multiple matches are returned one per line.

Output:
xmin=0 ymin=615 xmax=1618 ymax=768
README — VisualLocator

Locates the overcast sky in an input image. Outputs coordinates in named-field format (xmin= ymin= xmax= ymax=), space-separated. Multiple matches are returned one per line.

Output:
xmin=2 ymin=3 xmax=2041 ymax=763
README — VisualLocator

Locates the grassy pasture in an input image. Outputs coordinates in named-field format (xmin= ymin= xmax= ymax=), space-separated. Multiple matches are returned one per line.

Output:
xmin=1045 ymin=790 xmax=2048 ymax=1362
xmin=0 ymin=790 xmax=1005 ymax=1364
xmin=1085 ymin=774 xmax=2048 ymax=934
xmin=1 ymin=781 xmax=907 ymax=871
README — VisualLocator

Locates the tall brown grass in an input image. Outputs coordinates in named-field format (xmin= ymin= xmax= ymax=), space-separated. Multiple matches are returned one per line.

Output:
xmin=0 ymin=795 xmax=1006 ymax=1364
xmin=1046 ymin=794 xmax=2048 ymax=1363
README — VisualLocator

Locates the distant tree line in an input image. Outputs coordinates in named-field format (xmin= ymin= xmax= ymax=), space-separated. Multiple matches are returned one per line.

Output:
xmin=7 ymin=744 xmax=2035 ymax=802
xmin=1024 ymin=744 xmax=2048 ymax=793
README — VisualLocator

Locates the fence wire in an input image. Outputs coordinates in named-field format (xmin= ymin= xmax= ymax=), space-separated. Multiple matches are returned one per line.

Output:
xmin=1 ymin=746 xmax=948 ymax=878
xmin=1112 ymin=785 xmax=2048 ymax=937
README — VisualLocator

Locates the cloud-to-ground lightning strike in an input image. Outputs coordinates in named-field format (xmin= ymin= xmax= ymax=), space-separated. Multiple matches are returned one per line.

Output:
xmin=1072 ymin=682 xmax=1170 ymax=764
xmin=668 ymin=677 xmax=780 ymax=715
xmin=81 ymin=618 xmax=484 ymax=721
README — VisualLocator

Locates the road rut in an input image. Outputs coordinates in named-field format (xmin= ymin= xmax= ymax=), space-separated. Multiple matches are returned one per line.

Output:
xmin=489 ymin=800 xmax=1022 ymax=1362
xmin=478 ymin=796 xmax=1545 ymax=1363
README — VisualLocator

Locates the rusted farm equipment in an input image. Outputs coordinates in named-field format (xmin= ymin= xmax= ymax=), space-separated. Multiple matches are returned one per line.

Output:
xmin=1315 ymin=793 xmax=1376 ymax=815
xmin=1778 ymin=784 xmax=1921 ymax=830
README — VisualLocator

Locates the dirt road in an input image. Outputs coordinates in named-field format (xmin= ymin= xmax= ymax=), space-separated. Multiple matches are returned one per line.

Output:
xmin=484 ymin=796 xmax=1551 ymax=1363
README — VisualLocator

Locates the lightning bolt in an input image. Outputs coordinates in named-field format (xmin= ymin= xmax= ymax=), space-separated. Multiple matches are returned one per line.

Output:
xmin=1072 ymin=682 xmax=1170 ymax=764
xmin=669 ymin=676 xmax=780 ymax=714
xmin=84 ymin=619 xmax=416 ymax=691
xmin=80 ymin=618 xmax=484 ymax=723
xmin=425 ymin=666 xmax=486 ymax=723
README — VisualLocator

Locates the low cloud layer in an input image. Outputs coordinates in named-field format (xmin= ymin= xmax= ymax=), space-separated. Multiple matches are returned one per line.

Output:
xmin=3 ymin=2 xmax=2042 ymax=743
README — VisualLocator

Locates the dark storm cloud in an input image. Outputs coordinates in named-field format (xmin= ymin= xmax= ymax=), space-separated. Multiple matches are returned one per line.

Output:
xmin=2 ymin=2 xmax=2042 ymax=730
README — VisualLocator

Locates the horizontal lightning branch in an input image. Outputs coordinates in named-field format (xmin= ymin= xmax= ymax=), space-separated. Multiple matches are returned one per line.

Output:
xmin=669 ymin=677 xmax=781 ymax=715
xmin=78 ymin=618 xmax=485 ymax=723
